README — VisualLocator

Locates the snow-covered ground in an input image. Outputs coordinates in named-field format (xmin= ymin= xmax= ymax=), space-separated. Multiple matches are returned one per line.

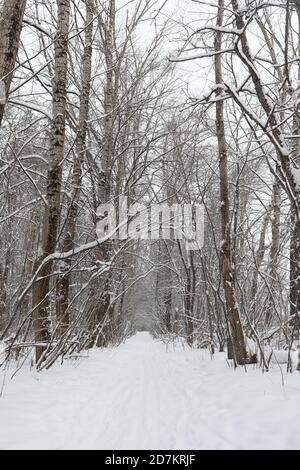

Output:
xmin=0 ymin=332 xmax=300 ymax=450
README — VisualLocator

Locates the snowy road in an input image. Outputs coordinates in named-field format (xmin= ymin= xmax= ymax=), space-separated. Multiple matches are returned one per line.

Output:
xmin=0 ymin=332 xmax=300 ymax=450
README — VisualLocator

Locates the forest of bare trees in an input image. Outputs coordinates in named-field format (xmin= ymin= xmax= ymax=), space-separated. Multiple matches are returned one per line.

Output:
xmin=1 ymin=0 xmax=300 ymax=372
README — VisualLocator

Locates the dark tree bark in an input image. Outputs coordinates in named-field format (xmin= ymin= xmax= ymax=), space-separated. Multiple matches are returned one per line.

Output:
xmin=215 ymin=0 xmax=247 ymax=365
xmin=32 ymin=0 xmax=70 ymax=363
xmin=0 ymin=0 xmax=27 ymax=126
xmin=56 ymin=0 xmax=94 ymax=337
xmin=91 ymin=0 xmax=116 ymax=346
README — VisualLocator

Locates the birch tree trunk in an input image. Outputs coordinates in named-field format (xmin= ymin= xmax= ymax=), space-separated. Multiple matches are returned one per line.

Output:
xmin=0 ymin=0 xmax=27 ymax=126
xmin=56 ymin=0 xmax=94 ymax=337
xmin=98 ymin=0 xmax=115 ymax=205
xmin=215 ymin=0 xmax=247 ymax=365
xmin=92 ymin=0 xmax=116 ymax=346
xmin=32 ymin=0 xmax=70 ymax=363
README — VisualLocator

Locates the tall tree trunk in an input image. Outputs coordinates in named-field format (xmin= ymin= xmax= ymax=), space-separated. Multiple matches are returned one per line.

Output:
xmin=92 ymin=0 xmax=116 ymax=346
xmin=290 ymin=3 xmax=300 ymax=336
xmin=56 ymin=0 xmax=94 ymax=337
xmin=0 ymin=248 xmax=10 ymax=332
xmin=290 ymin=218 xmax=300 ymax=332
xmin=185 ymin=252 xmax=196 ymax=346
xmin=0 ymin=190 xmax=16 ymax=333
xmin=265 ymin=179 xmax=281 ymax=326
xmin=215 ymin=0 xmax=247 ymax=365
xmin=156 ymin=239 xmax=173 ymax=333
xmin=98 ymin=0 xmax=115 ymax=205
xmin=32 ymin=0 xmax=70 ymax=363
xmin=0 ymin=0 xmax=27 ymax=126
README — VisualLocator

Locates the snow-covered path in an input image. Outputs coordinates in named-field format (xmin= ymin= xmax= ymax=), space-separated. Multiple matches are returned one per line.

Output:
xmin=1 ymin=332 xmax=300 ymax=450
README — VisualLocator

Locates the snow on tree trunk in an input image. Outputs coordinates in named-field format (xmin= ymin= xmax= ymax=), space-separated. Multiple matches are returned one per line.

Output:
xmin=214 ymin=0 xmax=247 ymax=366
xmin=289 ymin=4 xmax=300 ymax=336
xmin=91 ymin=0 xmax=116 ymax=347
xmin=56 ymin=0 xmax=94 ymax=338
xmin=0 ymin=0 xmax=27 ymax=126
xmin=32 ymin=0 xmax=71 ymax=364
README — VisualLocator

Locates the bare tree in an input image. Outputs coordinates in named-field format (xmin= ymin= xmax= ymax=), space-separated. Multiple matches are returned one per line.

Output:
xmin=32 ymin=0 xmax=71 ymax=363
xmin=214 ymin=0 xmax=247 ymax=365
xmin=56 ymin=0 xmax=94 ymax=337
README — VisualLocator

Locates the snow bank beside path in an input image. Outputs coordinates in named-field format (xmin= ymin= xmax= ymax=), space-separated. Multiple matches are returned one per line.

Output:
xmin=0 ymin=332 xmax=300 ymax=450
